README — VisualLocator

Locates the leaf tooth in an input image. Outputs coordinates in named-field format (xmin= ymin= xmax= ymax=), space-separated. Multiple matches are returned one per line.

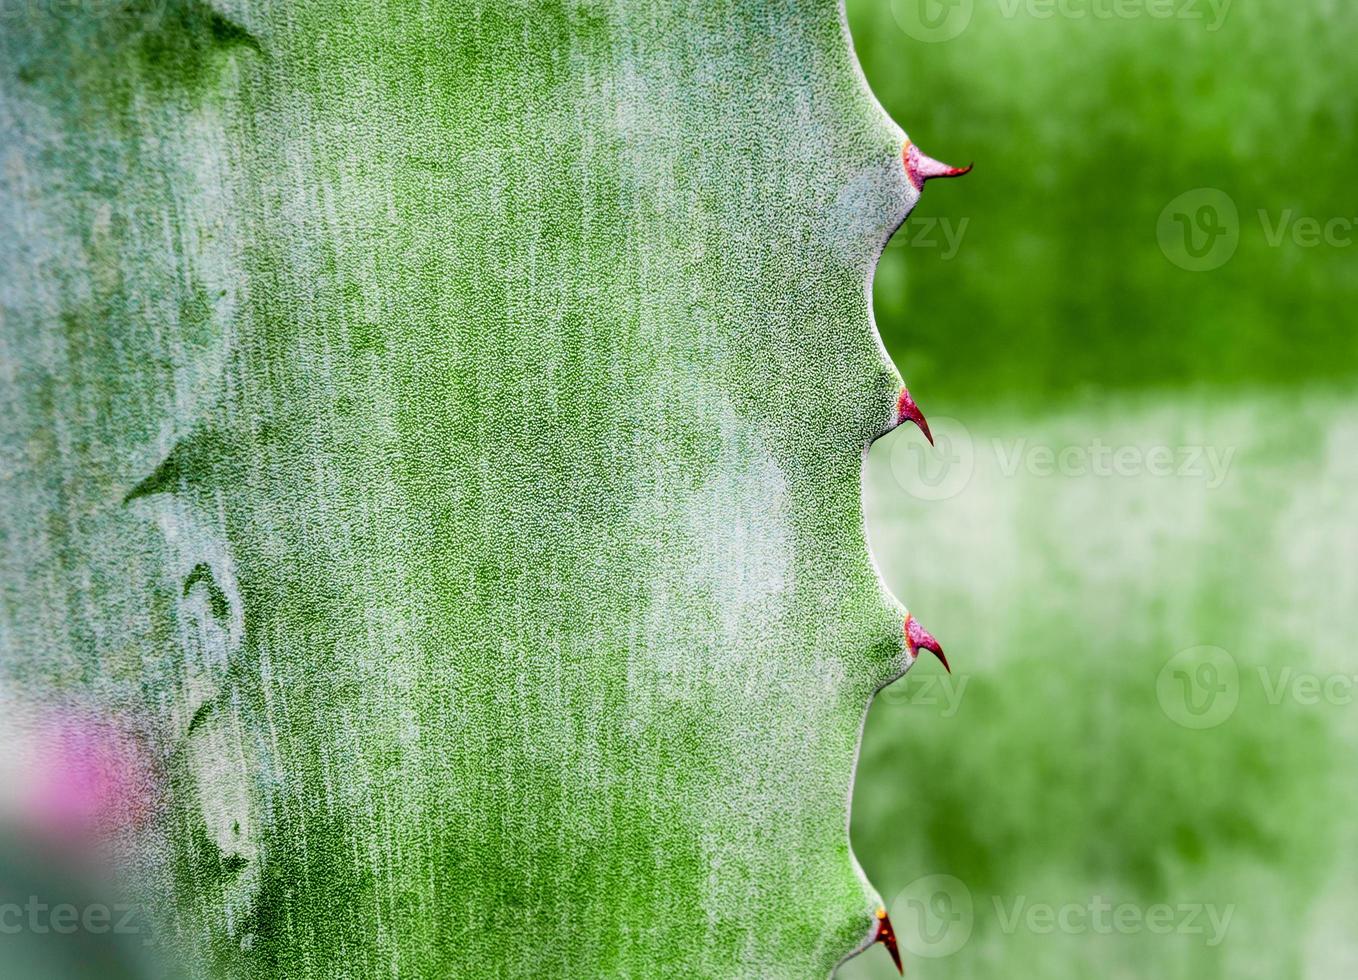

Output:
xmin=903 ymin=140 xmax=973 ymax=191
xmin=893 ymin=384 xmax=933 ymax=445
xmin=904 ymin=613 xmax=949 ymax=674
xmin=873 ymin=905 xmax=904 ymax=975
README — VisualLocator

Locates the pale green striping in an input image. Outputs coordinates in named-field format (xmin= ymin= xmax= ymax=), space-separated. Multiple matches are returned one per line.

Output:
xmin=0 ymin=3 xmax=927 ymax=976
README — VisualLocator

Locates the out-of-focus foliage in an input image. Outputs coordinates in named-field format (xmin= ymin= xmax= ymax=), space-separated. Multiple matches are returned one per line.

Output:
xmin=846 ymin=2 xmax=1358 ymax=976
xmin=850 ymin=0 xmax=1358 ymax=397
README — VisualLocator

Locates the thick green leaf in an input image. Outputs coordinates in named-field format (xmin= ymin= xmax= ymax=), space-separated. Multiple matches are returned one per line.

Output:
xmin=0 ymin=3 xmax=934 ymax=975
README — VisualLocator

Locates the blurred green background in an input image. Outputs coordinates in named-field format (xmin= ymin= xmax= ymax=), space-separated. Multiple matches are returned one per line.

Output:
xmin=844 ymin=0 xmax=1358 ymax=977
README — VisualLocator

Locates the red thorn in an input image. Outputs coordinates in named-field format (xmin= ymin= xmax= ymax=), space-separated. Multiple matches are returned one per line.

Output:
xmin=905 ymin=614 xmax=949 ymax=674
xmin=874 ymin=906 xmax=904 ymax=975
xmin=895 ymin=385 xmax=933 ymax=445
xmin=903 ymin=141 xmax=973 ymax=192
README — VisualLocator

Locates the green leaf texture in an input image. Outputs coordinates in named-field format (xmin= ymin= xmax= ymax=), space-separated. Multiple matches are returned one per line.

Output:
xmin=0 ymin=2 xmax=930 ymax=975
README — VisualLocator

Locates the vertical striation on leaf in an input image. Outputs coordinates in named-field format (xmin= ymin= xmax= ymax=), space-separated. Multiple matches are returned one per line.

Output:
xmin=0 ymin=1 xmax=965 ymax=976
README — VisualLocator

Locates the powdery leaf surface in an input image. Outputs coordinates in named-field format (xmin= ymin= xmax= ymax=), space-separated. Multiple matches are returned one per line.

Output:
xmin=0 ymin=2 xmax=940 ymax=975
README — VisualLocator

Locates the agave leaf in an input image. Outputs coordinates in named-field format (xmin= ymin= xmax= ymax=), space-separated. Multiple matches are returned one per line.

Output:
xmin=0 ymin=2 xmax=947 ymax=975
